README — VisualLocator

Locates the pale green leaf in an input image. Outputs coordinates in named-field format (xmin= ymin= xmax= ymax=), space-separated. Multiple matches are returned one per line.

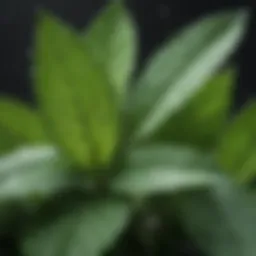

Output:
xmin=0 ymin=145 xmax=75 ymax=202
xmin=112 ymin=167 xmax=220 ymax=198
xmin=34 ymin=12 xmax=119 ymax=168
xmin=21 ymin=199 xmax=131 ymax=256
xmin=111 ymin=145 xmax=220 ymax=198
xmin=151 ymin=68 xmax=236 ymax=149
xmin=217 ymin=101 xmax=256 ymax=183
xmin=84 ymin=1 xmax=137 ymax=97
xmin=129 ymin=10 xmax=248 ymax=142
xmin=127 ymin=144 xmax=216 ymax=169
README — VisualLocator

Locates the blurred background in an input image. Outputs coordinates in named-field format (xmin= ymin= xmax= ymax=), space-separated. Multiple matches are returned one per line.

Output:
xmin=0 ymin=0 xmax=255 ymax=106
xmin=0 ymin=1 xmax=255 ymax=256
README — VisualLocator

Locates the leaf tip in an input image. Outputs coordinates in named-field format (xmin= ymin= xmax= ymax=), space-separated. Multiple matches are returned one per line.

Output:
xmin=229 ymin=7 xmax=251 ymax=27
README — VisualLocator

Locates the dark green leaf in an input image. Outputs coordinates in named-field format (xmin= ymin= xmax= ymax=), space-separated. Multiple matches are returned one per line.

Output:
xmin=112 ymin=145 xmax=220 ymax=198
xmin=84 ymin=1 xmax=137 ymax=97
xmin=217 ymin=101 xmax=256 ymax=183
xmin=34 ymin=12 xmax=119 ymax=168
xmin=21 ymin=199 xmax=132 ymax=256
xmin=151 ymin=68 xmax=236 ymax=149
xmin=0 ymin=97 xmax=48 ymax=153
xmin=179 ymin=184 xmax=256 ymax=256
xmin=128 ymin=10 xmax=248 ymax=142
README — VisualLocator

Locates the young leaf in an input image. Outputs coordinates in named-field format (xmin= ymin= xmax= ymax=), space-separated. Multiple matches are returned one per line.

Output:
xmin=0 ymin=97 xmax=47 ymax=150
xmin=111 ymin=145 xmax=220 ymax=198
xmin=128 ymin=10 xmax=248 ymax=142
xmin=0 ymin=145 xmax=76 ymax=202
xmin=83 ymin=1 xmax=137 ymax=98
xmin=179 ymin=184 xmax=256 ymax=256
xmin=21 ymin=199 xmax=132 ymax=256
xmin=151 ymin=68 xmax=236 ymax=149
xmin=34 ymin=12 xmax=119 ymax=168
xmin=217 ymin=101 xmax=256 ymax=183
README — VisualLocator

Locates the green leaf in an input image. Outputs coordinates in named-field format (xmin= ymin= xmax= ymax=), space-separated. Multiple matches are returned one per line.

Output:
xmin=179 ymin=184 xmax=256 ymax=256
xmin=0 ymin=145 xmax=75 ymax=202
xmin=111 ymin=145 xmax=220 ymax=198
xmin=112 ymin=167 xmax=220 ymax=198
xmin=34 ymin=12 xmax=119 ymax=168
xmin=21 ymin=199 xmax=132 ymax=256
xmin=127 ymin=144 xmax=217 ymax=169
xmin=0 ymin=127 xmax=23 ymax=154
xmin=151 ymin=68 xmax=236 ymax=149
xmin=128 ymin=10 xmax=248 ymax=142
xmin=217 ymin=101 xmax=256 ymax=183
xmin=83 ymin=2 xmax=137 ymax=98
xmin=0 ymin=97 xmax=48 ymax=152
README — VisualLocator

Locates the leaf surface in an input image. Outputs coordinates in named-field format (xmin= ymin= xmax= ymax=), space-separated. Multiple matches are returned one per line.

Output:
xmin=129 ymin=10 xmax=248 ymax=142
xmin=35 ymin=12 xmax=119 ymax=168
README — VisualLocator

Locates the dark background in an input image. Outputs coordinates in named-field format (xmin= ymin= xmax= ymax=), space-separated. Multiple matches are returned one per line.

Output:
xmin=1 ymin=0 xmax=255 ymax=107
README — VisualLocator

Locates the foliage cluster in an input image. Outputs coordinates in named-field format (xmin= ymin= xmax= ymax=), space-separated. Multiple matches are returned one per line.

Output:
xmin=0 ymin=2 xmax=254 ymax=256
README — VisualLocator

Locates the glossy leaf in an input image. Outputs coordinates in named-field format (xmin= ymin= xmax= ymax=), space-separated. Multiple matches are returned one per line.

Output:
xmin=34 ymin=12 xmax=119 ymax=168
xmin=179 ymin=184 xmax=256 ymax=256
xmin=21 ymin=199 xmax=131 ymax=256
xmin=84 ymin=1 xmax=137 ymax=97
xmin=128 ymin=10 xmax=248 ymax=142
xmin=151 ymin=68 xmax=236 ymax=149
xmin=111 ymin=145 xmax=220 ymax=198
xmin=0 ymin=145 xmax=75 ymax=202
xmin=0 ymin=97 xmax=47 ymax=152
xmin=217 ymin=101 xmax=256 ymax=182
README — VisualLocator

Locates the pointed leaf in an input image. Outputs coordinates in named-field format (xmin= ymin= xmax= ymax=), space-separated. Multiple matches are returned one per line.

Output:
xmin=84 ymin=2 xmax=137 ymax=97
xmin=112 ymin=168 xmax=221 ymax=198
xmin=21 ymin=199 xmax=132 ymax=256
xmin=112 ymin=145 xmax=220 ymax=198
xmin=151 ymin=68 xmax=236 ymax=149
xmin=129 ymin=10 xmax=248 ymax=142
xmin=217 ymin=101 xmax=256 ymax=183
xmin=0 ymin=145 xmax=75 ymax=202
xmin=34 ymin=12 xmax=119 ymax=168
xmin=0 ymin=97 xmax=47 ymax=152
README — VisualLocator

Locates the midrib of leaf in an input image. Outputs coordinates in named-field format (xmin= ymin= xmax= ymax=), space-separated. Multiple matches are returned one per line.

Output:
xmin=74 ymin=27 xmax=120 ymax=166
xmin=134 ymin=13 xmax=246 ymax=141
xmin=77 ymin=45 xmax=120 ymax=166
xmin=53 ymin=53 xmax=100 ymax=166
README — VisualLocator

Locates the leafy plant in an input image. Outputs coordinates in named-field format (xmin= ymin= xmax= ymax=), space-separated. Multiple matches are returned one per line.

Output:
xmin=0 ymin=2 xmax=254 ymax=256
